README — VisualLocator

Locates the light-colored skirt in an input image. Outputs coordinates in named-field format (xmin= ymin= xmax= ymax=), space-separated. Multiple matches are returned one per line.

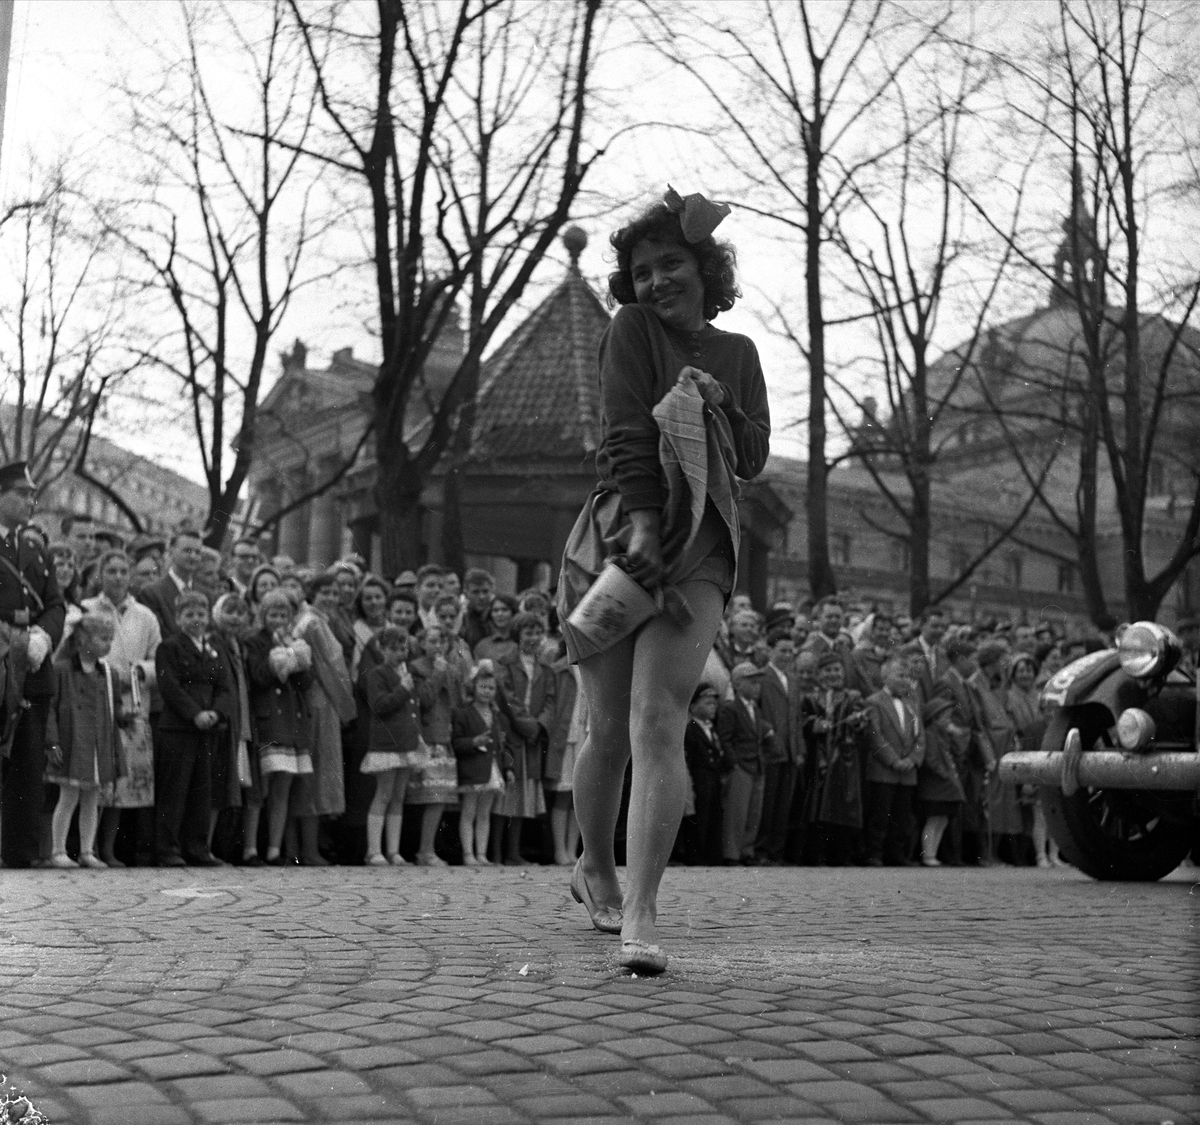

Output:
xmin=495 ymin=776 xmax=546 ymax=820
xmin=361 ymin=749 xmax=426 ymax=774
xmin=405 ymin=743 xmax=460 ymax=807
xmin=260 ymin=743 xmax=314 ymax=776
xmin=107 ymin=715 xmax=154 ymax=808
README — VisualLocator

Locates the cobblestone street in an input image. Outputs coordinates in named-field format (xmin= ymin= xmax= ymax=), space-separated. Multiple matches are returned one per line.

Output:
xmin=0 ymin=864 xmax=1196 ymax=1125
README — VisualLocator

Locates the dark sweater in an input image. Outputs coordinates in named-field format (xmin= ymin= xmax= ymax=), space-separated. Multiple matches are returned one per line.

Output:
xmin=595 ymin=304 xmax=771 ymax=514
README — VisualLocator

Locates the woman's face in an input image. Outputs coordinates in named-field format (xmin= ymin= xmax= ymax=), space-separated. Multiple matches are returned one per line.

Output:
xmin=336 ymin=570 xmax=359 ymax=608
xmin=253 ymin=572 xmax=279 ymax=601
xmin=263 ymin=605 xmax=291 ymax=633
xmin=474 ymin=677 xmax=497 ymax=705
xmin=314 ymin=584 xmax=342 ymax=615
xmin=388 ymin=599 xmax=416 ymax=632
xmin=630 ymin=239 xmax=705 ymax=332
xmin=54 ymin=555 xmax=75 ymax=591
xmin=1014 ymin=661 xmax=1037 ymax=691
xmin=360 ymin=584 xmax=387 ymax=625
xmin=489 ymin=599 xmax=513 ymax=632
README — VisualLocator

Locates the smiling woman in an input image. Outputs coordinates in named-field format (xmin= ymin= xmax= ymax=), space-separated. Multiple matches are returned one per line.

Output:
xmin=557 ymin=187 xmax=771 ymax=975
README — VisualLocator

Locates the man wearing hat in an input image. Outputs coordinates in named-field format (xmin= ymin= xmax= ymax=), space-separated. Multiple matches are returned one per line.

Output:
xmin=717 ymin=661 xmax=774 ymax=865
xmin=0 ymin=461 xmax=66 ymax=868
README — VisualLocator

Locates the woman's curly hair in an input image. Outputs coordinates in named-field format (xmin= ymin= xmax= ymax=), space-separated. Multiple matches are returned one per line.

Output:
xmin=608 ymin=205 xmax=740 ymax=322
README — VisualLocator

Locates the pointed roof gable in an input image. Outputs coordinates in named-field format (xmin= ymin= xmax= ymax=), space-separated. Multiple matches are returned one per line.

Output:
xmin=467 ymin=248 xmax=610 ymax=466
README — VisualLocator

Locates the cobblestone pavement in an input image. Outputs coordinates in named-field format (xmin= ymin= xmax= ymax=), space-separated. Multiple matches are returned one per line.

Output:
xmin=0 ymin=863 xmax=1196 ymax=1125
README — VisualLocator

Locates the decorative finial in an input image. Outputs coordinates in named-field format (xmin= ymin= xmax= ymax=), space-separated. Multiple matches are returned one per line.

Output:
xmin=562 ymin=225 xmax=587 ymax=269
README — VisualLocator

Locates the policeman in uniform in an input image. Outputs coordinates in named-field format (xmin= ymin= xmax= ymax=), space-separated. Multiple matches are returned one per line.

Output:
xmin=0 ymin=461 xmax=65 ymax=868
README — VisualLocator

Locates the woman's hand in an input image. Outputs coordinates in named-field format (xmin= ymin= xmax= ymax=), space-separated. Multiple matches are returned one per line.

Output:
xmin=678 ymin=365 xmax=725 ymax=408
xmin=626 ymin=509 xmax=663 ymax=589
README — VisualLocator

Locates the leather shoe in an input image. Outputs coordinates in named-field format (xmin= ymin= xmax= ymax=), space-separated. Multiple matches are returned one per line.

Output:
xmin=570 ymin=857 xmax=622 ymax=934
xmin=618 ymin=939 xmax=667 ymax=975
xmin=187 ymin=853 xmax=228 ymax=867
xmin=159 ymin=854 xmax=187 ymax=868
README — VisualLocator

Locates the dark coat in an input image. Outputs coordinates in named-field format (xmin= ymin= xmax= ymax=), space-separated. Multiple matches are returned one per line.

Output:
xmin=496 ymin=651 xmax=555 ymax=783
xmin=759 ymin=664 xmax=804 ymax=766
xmin=0 ymin=527 xmax=65 ymax=699
xmin=915 ymin=688 xmax=966 ymax=805
xmin=801 ymin=688 xmax=868 ymax=828
xmin=155 ymin=631 xmax=232 ymax=734
xmin=865 ymin=688 xmax=925 ymax=786
xmin=360 ymin=663 xmax=421 ymax=757
xmin=451 ymin=703 xmax=514 ymax=787
xmin=243 ymin=629 xmax=312 ymax=751
xmin=410 ymin=654 xmax=463 ymax=746
xmin=684 ymin=718 xmax=722 ymax=778
xmin=46 ymin=655 xmax=125 ymax=787
xmin=137 ymin=573 xmax=188 ymax=639
xmin=717 ymin=695 xmax=773 ymax=775
xmin=544 ymin=659 xmax=578 ymax=784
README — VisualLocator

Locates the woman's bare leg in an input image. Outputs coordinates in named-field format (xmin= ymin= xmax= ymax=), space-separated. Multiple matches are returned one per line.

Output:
xmin=623 ymin=580 xmax=725 ymax=948
xmin=574 ymin=635 xmax=636 ymax=910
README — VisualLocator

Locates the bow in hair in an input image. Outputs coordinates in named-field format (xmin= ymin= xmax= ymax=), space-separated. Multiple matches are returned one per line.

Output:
xmin=663 ymin=184 xmax=731 ymax=242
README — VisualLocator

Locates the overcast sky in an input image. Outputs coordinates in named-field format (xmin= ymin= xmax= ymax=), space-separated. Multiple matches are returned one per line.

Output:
xmin=3 ymin=0 xmax=1194 ymax=489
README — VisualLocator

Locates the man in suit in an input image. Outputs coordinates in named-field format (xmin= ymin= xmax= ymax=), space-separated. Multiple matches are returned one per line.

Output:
xmin=0 ymin=461 xmax=66 ymax=868
xmin=937 ymin=637 xmax=992 ymax=865
xmin=137 ymin=527 xmax=205 ymax=639
xmin=913 ymin=608 xmax=951 ymax=699
xmin=864 ymin=655 xmax=925 ymax=866
xmin=154 ymin=590 xmax=231 ymax=866
xmin=718 ymin=662 xmax=774 ymax=865
xmin=754 ymin=629 xmax=804 ymax=864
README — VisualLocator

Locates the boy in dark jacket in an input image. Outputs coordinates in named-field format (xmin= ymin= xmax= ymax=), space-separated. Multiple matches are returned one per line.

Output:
xmin=154 ymin=590 xmax=231 ymax=866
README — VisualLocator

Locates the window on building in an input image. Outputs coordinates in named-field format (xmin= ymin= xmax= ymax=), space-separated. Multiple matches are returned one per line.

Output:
xmin=833 ymin=533 xmax=852 ymax=566
xmin=891 ymin=539 xmax=910 ymax=574
xmin=1057 ymin=562 xmax=1076 ymax=593
xmin=950 ymin=544 xmax=969 ymax=579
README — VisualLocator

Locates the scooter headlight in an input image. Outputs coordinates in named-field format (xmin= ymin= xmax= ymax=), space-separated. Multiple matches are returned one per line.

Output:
xmin=1117 ymin=622 xmax=1180 ymax=679
xmin=1115 ymin=708 xmax=1156 ymax=751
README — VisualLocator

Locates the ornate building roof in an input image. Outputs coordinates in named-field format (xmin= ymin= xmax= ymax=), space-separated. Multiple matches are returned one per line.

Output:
xmin=464 ymin=226 xmax=609 ymax=467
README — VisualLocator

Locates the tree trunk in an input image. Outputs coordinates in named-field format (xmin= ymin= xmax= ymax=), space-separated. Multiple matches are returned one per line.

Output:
xmin=375 ymin=450 xmax=425 ymax=576
xmin=441 ymin=463 xmax=465 ymax=577
xmin=909 ymin=474 xmax=931 ymax=618
xmin=805 ymin=130 xmax=837 ymax=602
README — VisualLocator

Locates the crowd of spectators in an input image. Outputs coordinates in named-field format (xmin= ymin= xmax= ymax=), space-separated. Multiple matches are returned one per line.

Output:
xmin=25 ymin=512 xmax=1193 ymax=874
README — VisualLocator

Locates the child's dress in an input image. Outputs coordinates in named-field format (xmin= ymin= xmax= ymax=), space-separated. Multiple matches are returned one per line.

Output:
xmin=45 ymin=655 xmax=124 ymax=799
xmin=360 ymin=662 xmax=424 ymax=773
xmin=451 ymin=703 xmax=512 ymax=793
xmin=244 ymin=628 xmax=314 ymax=777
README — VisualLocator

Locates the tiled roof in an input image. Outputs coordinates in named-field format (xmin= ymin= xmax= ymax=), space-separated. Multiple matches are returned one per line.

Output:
xmin=466 ymin=266 xmax=611 ymax=465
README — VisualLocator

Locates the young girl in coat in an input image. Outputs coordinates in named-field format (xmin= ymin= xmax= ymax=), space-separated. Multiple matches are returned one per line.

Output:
xmin=244 ymin=589 xmax=313 ymax=865
xmin=46 ymin=613 xmax=125 ymax=868
xmin=452 ymin=660 xmax=513 ymax=866
xmin=360 ymin=625 xmax=424 ymax=865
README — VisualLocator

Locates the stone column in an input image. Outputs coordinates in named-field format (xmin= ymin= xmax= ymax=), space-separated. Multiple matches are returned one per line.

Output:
xmin=277 ymin=468 xmax=312 ymax=564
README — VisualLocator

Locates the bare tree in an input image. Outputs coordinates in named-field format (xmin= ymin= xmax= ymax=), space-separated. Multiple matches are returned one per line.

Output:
xmin=117 ymin=0 xmax=329 ymax=549
xmin=962 ymin=0 xmax=1200 ymax=624
xmin=290 ymin=0 xmax=603 ymax=574
xmin=826 ymin=39 xmax=1059 ymax=616
xmin=645 ymin=0 xmax=948 ymax=603
xmin=0 ymin=161 xmax=139 ymax=511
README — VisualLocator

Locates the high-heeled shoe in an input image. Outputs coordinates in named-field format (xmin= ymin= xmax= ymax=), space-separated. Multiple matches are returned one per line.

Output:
xmin=570 ymin=858 xmax=622 ymax=934
xmin=618 ymin=938 xmax=667 ymax=974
